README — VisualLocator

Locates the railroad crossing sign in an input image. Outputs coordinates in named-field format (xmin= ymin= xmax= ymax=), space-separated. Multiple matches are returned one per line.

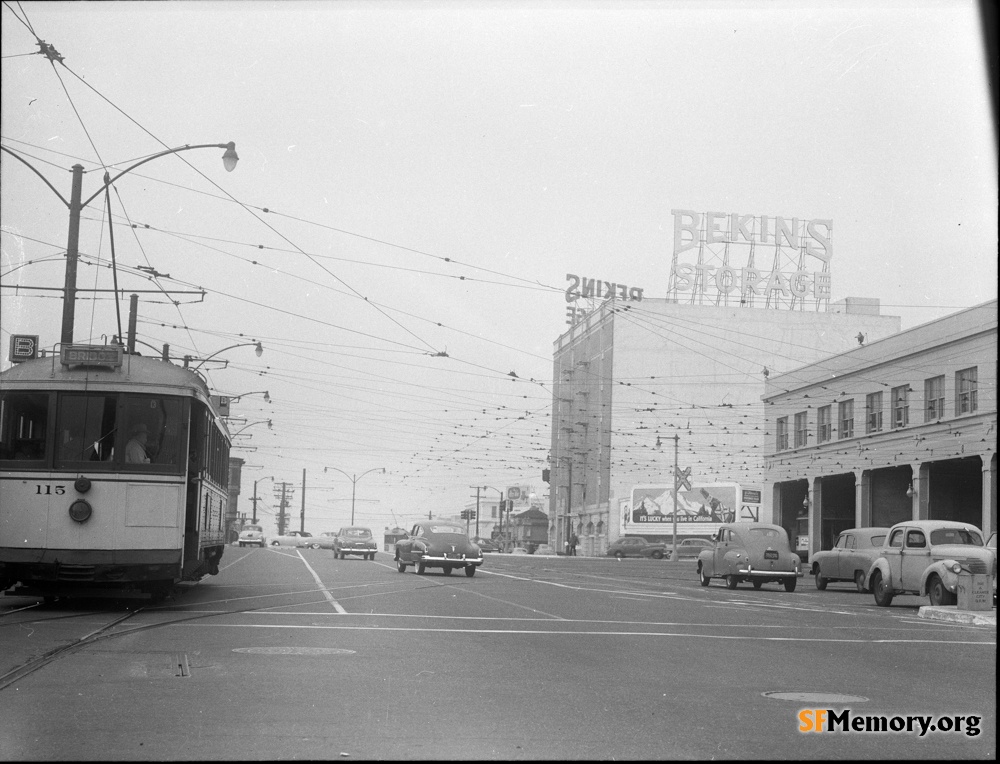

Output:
xmin=674 ymin=466 xmax=692 ymax=491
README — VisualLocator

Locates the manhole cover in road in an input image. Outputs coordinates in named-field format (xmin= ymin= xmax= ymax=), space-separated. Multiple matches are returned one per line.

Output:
xmin=233 ymin=647 xmax=356 ymax=656
xmin=762 ymin=692 xmax=869 ymax=703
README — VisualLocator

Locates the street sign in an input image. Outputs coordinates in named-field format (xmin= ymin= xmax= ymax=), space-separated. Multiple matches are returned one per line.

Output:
xmin=675 ymin=467 xmax=692 ymax=491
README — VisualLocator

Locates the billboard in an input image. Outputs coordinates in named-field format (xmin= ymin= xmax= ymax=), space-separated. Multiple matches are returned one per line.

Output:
xmin=623 ymin=483 xmax=763 ymax=537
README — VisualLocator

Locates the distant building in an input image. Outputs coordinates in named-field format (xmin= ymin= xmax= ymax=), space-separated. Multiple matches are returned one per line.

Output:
xmin=763 ymin=300 xmax=997 ymax=557
xmin=549 ymin=297 xmax=902 ymax=556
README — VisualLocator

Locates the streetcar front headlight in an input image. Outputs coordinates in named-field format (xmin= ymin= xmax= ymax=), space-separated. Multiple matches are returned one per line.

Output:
xmin=68 ymin=499 xmax=93 ymax=523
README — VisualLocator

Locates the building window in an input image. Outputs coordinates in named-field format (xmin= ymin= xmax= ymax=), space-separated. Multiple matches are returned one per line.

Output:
xmin=891 ymin=385 xmax=909 ymax=429
xmin=817 ymin=405 xmax=832 ymax=443
xmin=956 ymin=367 xmax=978 ymax=414
xmin=776 ymin=417 xmax=789 ymax=451
xmin=866 ymin=392 xmax=883 ymax=434
xmin=838 ymin=399 xmax=854 ymax=439
xmin=794 ymin=411 xmax=808 ymax=448
xmin=924 ymin=375 xmax=945 ymax=421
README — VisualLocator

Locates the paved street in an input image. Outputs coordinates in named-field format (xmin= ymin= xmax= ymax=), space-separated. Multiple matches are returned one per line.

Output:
xmin=1 ymin=549 xmax=994 ymax=760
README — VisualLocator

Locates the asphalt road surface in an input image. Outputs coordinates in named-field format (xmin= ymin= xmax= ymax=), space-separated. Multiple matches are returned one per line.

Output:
xmin=1 ymin=548 xmax=995 ymax=760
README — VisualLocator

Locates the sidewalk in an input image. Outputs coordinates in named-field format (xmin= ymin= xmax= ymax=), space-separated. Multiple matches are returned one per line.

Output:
xmin=918 ymin=605 xmax=996 ymax=627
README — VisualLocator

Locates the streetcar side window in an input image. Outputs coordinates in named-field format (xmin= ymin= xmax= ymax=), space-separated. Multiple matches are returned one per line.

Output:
xmin=0 ymin=392 xmax=50 ymax=462
xmin=121 ymin=395 xmax=186 ymax=470
xmin=56 ymin=394 xmax=117 ymax=465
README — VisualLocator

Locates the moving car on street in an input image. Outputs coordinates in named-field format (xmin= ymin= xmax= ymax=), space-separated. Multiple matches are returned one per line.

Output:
xmin=269 ymin=530 xmax=322 ymax=548
xmin=810 ymin=527 xmax=889 ymax=591
xmin=865 ymin=520 xmax=994 ymax=607
xmin=395 ymin=522 xmax=484 ymax=576
xmin=333 ymin=526 xmax=378 ymax=559
xmin=697 ymin=523 xmax=802 ymax=591
xmin=606 ymin=537 xmax=668 ymax=559
xmin=315 ymin=532 xmax=339 ymax=550
xmin=238 ymin=524 xmax=266 ymax=548
xmin=666 ymin=538 xmax=713 ymax=560
xmin=472 ymin=536 xmax=502 ymax=552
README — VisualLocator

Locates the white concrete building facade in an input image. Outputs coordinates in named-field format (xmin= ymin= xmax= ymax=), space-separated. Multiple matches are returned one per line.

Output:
xmin=549 ymin=297 xmax=903 ymax=555
xmin=763 ymin=300 xmax=997 ymax=557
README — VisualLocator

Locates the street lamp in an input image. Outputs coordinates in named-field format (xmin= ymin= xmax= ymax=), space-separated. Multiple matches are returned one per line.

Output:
xmin=324 ymin=466 xmax=385 ymax=525
xmin=228 ymin=390 xmax=271 ymax=403
xmin=482 ymin=485 xmax=506 ymax=550
xmin=188 ymin=341 xmax=263 ymax=370
xmin=251 ymin=476 xmax=273 ymax=523
xmin=231 ymin=419 xmax=272 ymax=437
xmin=0 ymin=142 xmax=238 ymax=345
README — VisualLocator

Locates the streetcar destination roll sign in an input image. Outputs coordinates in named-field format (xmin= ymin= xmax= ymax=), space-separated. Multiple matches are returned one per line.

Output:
xmin=60 ymin=344 xmax=124 ymax=369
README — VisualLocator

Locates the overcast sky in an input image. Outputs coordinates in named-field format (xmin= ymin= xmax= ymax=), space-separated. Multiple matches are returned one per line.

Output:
xmin=2 ymin=0 xmax=996 ymax=532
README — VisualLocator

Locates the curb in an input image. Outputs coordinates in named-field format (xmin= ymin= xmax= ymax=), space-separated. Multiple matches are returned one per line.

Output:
xmin=918 ymin=605 xmax=996 ymax=627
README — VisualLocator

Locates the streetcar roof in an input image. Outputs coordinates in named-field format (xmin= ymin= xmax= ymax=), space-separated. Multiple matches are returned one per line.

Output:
xmin=1 ymin=352 xmax=213 ymax=401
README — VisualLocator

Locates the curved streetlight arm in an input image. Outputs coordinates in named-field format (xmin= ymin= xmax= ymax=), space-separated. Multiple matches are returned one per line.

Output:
xmin=324 ymin=467 xmax=385 ymax=525
xmin=0 ymin=145 xmax=70 ymax=207
xmin=191 ymin=341 xmax=263 ymax=370
xmin=81 ymin=142 xmax=238 ymax=208
xmin=231 ymin=419 xmax=272 ymax=437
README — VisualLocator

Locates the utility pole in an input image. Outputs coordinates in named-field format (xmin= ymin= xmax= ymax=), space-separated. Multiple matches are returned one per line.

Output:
xmin=275 ymin=481 xmax=295 ymax=536
xmin=300 ymin=468 xmax=306 ymax=533
xmin=468 ymin=486 xmax=483 ymax=537
xmin=672 ymin=434 xmax=680 ymax=562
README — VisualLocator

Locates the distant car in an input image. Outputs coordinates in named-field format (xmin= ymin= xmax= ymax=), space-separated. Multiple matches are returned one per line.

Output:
xmin=238 ymin=524 xmax=266 ymax=548
xmin=315 ymin=532 xmax=339 ymax=550
xmin=697 ymin=523 xmax=802 ymax=591
xmin=810 ymin=527 xmax=890 ymax=592
xmin=269 ymin=530 xmax=322 ymax=548
xmin=394 ymin=521 xmax=484 ymax=576
xmin=472 ymin=536 xmax=502 ymax=552
xmin=333 ymin=526 xmax=378 ymax=560
xmin=607 ymin=537 xmax=668 ymax=560
xmin=534 ymin=544 xmax=556 ymax=555
xmin=510 ymin=547 xmax=529 ymax=555
xmin=865 ymin=520 xmax=995 ymax=607
xmin=665 ymin=538 xmax=713 ymax=560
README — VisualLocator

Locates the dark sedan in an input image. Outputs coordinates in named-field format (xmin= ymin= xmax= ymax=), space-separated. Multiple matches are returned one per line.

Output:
xmin=606 ymin=537 xmax=668 ymax=559
xmin=395 ymin=521 xmax=484 ymax=576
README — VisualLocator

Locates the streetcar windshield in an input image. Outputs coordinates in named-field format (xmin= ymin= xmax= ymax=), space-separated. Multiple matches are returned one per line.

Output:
xmin=1 ymin=390 xmax=189 ymax=473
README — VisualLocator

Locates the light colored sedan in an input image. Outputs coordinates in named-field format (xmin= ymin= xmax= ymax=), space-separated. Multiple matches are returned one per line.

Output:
xmin=268 ymin=530 xmax=323 ymax=549
xmin=810 ymin=527 xmax=890 ymax=592
xmin=697 ymin=523 xmax=802 ymax=591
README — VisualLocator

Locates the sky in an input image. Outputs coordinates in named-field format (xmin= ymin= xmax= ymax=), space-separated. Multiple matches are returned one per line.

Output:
xmin=2 ymin=0 xmax=996 ymax=534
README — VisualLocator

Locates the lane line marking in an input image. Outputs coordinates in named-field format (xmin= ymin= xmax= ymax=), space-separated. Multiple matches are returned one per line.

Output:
xmin=296 ymin=550 xmax=346 ymax=613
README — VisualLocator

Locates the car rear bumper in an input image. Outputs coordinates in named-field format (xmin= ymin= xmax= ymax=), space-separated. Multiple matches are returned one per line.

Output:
xmin=416 ymin=555 xmax=483 ymax=567
xmin=739 ymin=565 xmax=802 ymax=578
xmin=338 ymin=548 xmax=376 ymax=555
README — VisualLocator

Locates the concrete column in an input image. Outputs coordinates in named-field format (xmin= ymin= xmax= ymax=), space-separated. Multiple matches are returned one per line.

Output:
xmin=910 ymin=464 xmax=924 ymax=521
xmin=809 ymin=476 xmax=822 ymax=557
xmin=854 ymin=470 xmax=866 ymax=527
xmin=983 ymin=456 xmax=995 ymax=536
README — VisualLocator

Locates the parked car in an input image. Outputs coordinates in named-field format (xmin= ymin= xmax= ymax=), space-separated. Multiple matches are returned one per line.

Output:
xmin=810 ymin=527 xmax=890 ymax=592
xmin=865 ymin=520 xmax=994 ymax=607
xmin=511 ymin=547 xmax=529 ymax=555
xmin=333 ymin=526 xmax=378 ymax=559
xmin=989 ymin=533 xmax=997 ymax=604
xmin=534 ymin=544 xmax=556 ymax=555
xmin=697 ymin=523 xmax=802 ymax=591
xmin=472 ymin=536 xmax=502 ymax=552
xmin=394 ymin=521 xmax=484 ymax=576
xmin=666 ymin=538 xmax=713 ymax=560
xmin=238 ymin=524 xmax=266 ymax=548
xmin=269 ymin=530 xmax=322 ymax=548
xmin=606 ymin=537 xmax=668 ymax=560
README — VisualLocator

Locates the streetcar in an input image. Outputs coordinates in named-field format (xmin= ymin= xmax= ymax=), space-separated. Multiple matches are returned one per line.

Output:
xmin=0 ymin=343 xmax=231 ymax=599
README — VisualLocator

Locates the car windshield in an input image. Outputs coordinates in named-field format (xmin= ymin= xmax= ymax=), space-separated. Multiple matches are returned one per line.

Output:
xmin=343 ymin=529 xmax=372 ymax=538
xmin=929 ymin=528 xmax=983 ymax=546
xmin=243 ymin=526 xmax=262 ymax=533
xmin=429 ymin=525 xmax=465 ymax=535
